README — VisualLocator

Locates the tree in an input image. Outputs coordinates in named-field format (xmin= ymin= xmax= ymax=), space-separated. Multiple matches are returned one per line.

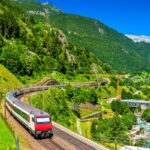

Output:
xmin=91 ymin=115 xmax=129 ymax=144
xmin=31 ymin=87 xmax=77 ymax=127
xmin=88 ymin=88 xmax=98 ymax=104
xmin=122 ymin=112 xmax=137 ymax=130
xmin=142 ymin=107 xmax=150 ymax=122
xmin=122 ymin=89 xmax=134 ymax=99
xmin=111 ymin=100 xmax=130 ymax=115
xmin=134 ymin=138 xmax=147 ymax=147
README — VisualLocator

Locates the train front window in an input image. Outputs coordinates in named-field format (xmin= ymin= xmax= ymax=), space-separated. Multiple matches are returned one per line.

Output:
xmin=36 ymin=117 xmax=50 ymax=124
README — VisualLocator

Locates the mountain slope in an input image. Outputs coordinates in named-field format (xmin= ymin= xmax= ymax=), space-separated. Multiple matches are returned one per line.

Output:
xmin=0 ymin=0 xmax=106 ymax=79
xmin=0 ymin=64 xmax=22 ymax=90
xmin=50 ymin=14 xmax=150 ymax=73
xmin=8 ymin=0 xmax=150 ymax=73
xmin=10 ymin=0 xmax=62 ymax=15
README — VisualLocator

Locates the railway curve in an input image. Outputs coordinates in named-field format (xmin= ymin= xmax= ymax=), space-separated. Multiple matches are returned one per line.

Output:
xmin=6 ymin=85 xmax=109 ymax=150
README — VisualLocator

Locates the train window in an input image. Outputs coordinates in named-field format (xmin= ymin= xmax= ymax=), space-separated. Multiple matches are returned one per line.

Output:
xmin=32 ymin=117 xmax=35 ymax=122
xmin=13 ymin=106 xmax=28 ymax=121
xmin=36 ymin=117 xmax=50 ymax=124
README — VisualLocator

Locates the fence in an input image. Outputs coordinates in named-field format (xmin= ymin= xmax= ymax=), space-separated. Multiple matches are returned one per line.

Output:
xmin=0 ymin=111 xmax=20 ymax=150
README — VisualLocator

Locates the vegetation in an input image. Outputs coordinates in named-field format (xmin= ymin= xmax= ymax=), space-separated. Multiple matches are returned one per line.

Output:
xmin=31 ymin=86 xmax=99 ymax=127
xmin=111 ymin=101 xmax=136 ymax=129
xmin=120 ymin=73 xmax=150 ymax=100
xmin=11 ymin=0 xmax=150 ymax=73
xmin=142 ymin=107 xmax=150 ymax=122
xmin=0 ymin=117 xmax=15 ymax=149
xmin=51 ymin=14 xmax=150 ymax=73
xmin=0 ymin=64 xmax=22 ymax=88
xmin=0 ymin=64 xmax=22 ymax=99
xmin=121 ymin=112 xmax=137 ymax=130
xmin=111 ymin=100 xmax=130 ymax=115
xmin=0 ymin=65 xmax=20 ymax=149
xmin=0 ymin=0 xmax=149 ymax=149
xmin=134 ymin=138 xmax=147 ymax=147
xmin=91 ymin=115 xmax=129 ymax=145
xmin=90 ymin=101 xmax=136 ymax=147
xmin=0 ymin=0 xmax=107 ymax=81
xmin=31 ymin=87 xmax=77 ymax=128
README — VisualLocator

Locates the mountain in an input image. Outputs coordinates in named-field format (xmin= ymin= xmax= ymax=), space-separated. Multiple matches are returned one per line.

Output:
xmin=125 ymin=34 xmax=150 ymax=43
xmin=6 ymin=0 xmax=150 ymax=73
xmin=0 ymin=0 xmax=106 ymax=79
xmin=50 ymin=14 xmax=150 ymax=73
xmin=10 ymin=0 xmax=63 ymax=15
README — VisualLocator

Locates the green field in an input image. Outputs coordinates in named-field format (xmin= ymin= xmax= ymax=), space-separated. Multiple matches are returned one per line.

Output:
xmin=0 ymin=117 xmax=15 ymax=149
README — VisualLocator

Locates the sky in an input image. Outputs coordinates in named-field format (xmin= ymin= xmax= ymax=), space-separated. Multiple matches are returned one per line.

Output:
xmin=38 ymin=0 xmax=150 ymax=36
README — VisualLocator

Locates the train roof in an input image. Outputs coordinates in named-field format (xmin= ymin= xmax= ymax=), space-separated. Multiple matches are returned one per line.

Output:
xmin=121 ymin=99 xmax=150 ymax=104
xmin=14 ymin=100 xmax=48 ymax=116
xmin=6 ymin=90 xmax=49 ymax=116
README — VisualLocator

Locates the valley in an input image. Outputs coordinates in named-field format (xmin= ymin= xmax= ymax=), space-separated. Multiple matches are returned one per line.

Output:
xmin=0 ymin=0 xmax=150 ymax=150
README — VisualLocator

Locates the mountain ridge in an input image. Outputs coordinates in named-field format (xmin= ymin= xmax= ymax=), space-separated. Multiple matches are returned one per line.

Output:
xmin=8 ymin=0 xmax=150 ymax=73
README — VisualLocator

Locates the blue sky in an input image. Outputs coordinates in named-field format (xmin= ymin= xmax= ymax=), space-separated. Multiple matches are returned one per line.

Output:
xmin=38 ymin=0 xmax=150 ymax=36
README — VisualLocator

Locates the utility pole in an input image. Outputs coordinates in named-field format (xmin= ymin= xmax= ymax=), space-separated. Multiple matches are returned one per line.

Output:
xmin=42 ymin=88 xmax=44 ymax=111
xmin=114 ymin=139 xmax=117 ymax=150
xmin=16 ymin=135 xmax=20 ymax=150
xmin=0 ymin=87 xmax=2 ymax=109
xmin=4 ymin=98 xmax=6 ymax=119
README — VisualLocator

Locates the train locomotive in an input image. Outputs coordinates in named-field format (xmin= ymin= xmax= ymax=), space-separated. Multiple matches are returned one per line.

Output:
xmin=6 ymin=89 xmax=53 ymax=138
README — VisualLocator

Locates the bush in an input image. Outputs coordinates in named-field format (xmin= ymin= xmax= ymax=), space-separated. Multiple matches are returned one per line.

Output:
xmin=142 ymin=107 xmax=150 ymax=122
xmin=91 ymin=115 xmax=129 ymax=144
xmin=134 ymin=138 xmax=147 ymax=147
xmin=111 ymin=100 xmax=130 ymax=115
xmin=31 ymin=87 xmax=77 ymax=127
xmin=122 ymin=112 xmax=137 ymax=130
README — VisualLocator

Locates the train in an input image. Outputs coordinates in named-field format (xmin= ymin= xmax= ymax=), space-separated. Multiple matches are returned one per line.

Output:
xmin=6 ymin=89 xmax=53 ymax=138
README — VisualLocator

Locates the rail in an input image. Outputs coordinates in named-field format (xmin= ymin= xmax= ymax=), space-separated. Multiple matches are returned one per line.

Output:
xmin=6 ymin=85 xmax=109 ymax=150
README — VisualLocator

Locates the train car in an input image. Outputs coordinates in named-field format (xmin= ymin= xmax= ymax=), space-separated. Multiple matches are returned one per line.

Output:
xmin=6 ymin=91 xmax=53 ymax=138
xmin=86 ymin=82 xmax=99 ymax=88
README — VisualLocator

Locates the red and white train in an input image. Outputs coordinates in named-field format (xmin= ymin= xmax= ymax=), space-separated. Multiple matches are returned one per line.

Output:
xmin=6 ymin=89 xmax=53 ymax=138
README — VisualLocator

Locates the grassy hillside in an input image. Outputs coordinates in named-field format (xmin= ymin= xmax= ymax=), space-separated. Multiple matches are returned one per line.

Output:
xmin=0 ymin=64 xmax=21 ymax=149
xmin=11 ymin=0 xmax=150 ymax=73
xmin=0 ymin=117 xmax=16 ymax=149
xmin=0 ymin=64 xmax=22 ymax=91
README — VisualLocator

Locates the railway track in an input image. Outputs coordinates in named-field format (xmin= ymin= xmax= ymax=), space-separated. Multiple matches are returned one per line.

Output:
xmin=39 ymin=139 xmax=64 ymax=150
xmin=7 ymin=85 xmax=108 ymax=150
xmin=53 ymin=126 xmax=95 ymax=150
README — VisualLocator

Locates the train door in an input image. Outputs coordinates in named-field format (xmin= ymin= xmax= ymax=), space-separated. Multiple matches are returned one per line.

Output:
xmin=30 ymin=115 xmax=35 ymax=131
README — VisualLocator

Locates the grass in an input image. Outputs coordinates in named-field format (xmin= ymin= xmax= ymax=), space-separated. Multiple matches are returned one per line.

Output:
xmin=80 ymin=120 xmax=92 ymax=139
xmin=102 ymin=108 xmax=115 ymax=119
xmin=0 ymin=64 xmax=25 ymax=149
xmin=0 ymin=117 xmax=15 ymax=149
xmin=0 ymin=64 xmax=22 ymax=92
xmin=80 ymin=105 xmax=101 ymax=117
